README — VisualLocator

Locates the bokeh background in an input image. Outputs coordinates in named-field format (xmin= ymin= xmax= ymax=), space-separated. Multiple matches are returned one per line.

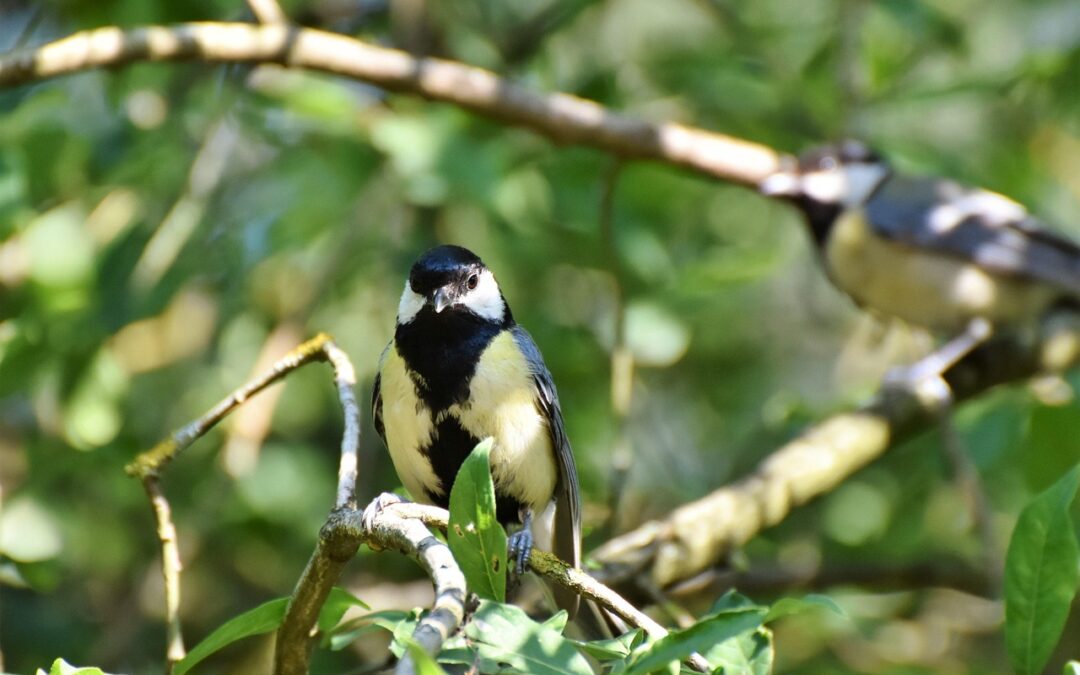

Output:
xmin=2 ymin=0 xmax=1080 ymax=672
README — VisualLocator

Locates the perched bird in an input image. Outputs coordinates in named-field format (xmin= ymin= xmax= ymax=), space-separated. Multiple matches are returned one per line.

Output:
xmin=759 ymin=140 xmax=1080 ymax=381
xmin=372 ymin=245 xmax=581 ymax=616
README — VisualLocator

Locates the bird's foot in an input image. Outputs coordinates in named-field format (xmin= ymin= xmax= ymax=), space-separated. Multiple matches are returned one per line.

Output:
xmin=883 ymin=363 xmax=955 ymax=412
xmin=361 ymin=492 xmax=406 ymax=531
xmin=507 ymin=509 xmax=534 ymax=574
xmin=882 ymin=318 xmax=994 ymax=413
xmin=507 ymin=530 xmax=533 ymax=575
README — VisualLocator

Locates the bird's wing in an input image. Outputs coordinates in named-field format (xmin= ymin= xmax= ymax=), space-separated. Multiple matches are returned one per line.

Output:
xmin=372 ymin=343 xmax=390 ymax=448
xmin=511 ymin=325 xmax=581 ymax=618
xmin=866 ymin=175 xmax=1080 ymax=297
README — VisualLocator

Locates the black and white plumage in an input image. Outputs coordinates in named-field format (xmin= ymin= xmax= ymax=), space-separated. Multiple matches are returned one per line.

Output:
xmin=372 ymin=245 xmax=581 ymax=617
xmin=760 ymin=140 xmax=1080 ymax=334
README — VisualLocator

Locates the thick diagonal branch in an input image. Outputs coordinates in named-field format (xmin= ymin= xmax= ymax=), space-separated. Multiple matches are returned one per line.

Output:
xmin=0 ymin=23 xmax=780 ymax=187
xmin=592 ymin=322 xmax=1080 ymax=589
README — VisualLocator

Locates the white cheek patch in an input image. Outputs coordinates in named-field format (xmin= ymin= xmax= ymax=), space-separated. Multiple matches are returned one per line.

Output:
xmin=801 ymin=171 xmax=847 ymax=203
xmin=397 ymin=281 xmax=426 ymax=324
xmin=459 ymin=270 xmax=506 ymax=322
xmin=803 ymin=164 xmax=889 ymax=206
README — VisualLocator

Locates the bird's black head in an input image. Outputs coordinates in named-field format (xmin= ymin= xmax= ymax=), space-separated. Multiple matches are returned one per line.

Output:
xmin=795 ymin=140 xmax=883 ymax=173
xmin=760 ymin=140 xmax=891 ymax=245
xmin=397 ymin=245 xmax=512 ymax=326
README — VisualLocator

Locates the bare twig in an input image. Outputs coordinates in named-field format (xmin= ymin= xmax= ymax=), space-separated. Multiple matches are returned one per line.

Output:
xmin=125 ymin=332 xmax=357 ymax=670
xmin=125 ymin=332 xmax=339 ymax=480
xmin=372 ymin=505 xmax=467 ymax=675
xmin=142 ymin=478 xmax=186 ymax=669
xmin=0 ymin=23 xmax=780 ymax=187
xmin=273 ymin=509 xmax=363 ymax=675
xmin=377 ymin=502 xmax=711 ymax=673
xmin=592 ymin=325 xmax=1080 ymax=589
xmin=272 ymin=500 xmax=468 ymax=675
xmin=323 ymin=339 xmax=361 ymax=510
xmin=267 ymin=336 xmax=365 ymax=668
xmin=247 ymin=0 xmax=287 ymax=24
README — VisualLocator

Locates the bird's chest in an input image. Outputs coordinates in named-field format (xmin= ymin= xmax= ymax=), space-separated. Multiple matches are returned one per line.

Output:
xmin=379 ymin=331 xmax=556 ymax=514
xmin=823 ymin=210 xmax=1051 ymax=331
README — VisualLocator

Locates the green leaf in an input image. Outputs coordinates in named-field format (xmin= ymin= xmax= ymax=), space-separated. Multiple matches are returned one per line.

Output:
xmin=448 ymin=438 xmax=507 ymax=602
xmin=173 ymin=598 xmax=289 ymax=675
xmin=625 ymin=608 xmax=767 ymax=675
xmin=541 ymin=609 xmax=569 ymax=633
xmin=326 ymin=609 xmax=412 ymax=651
xmin=702 ymin=625 xmax=773 ymax=675
xmin=1005 ymin=465 xmax=1080 ymax=675
xmin=317 ymin=586 xmax=370 ymax=632
xmin=400 ymin=638 xmax=451 ymax=675
xmin=464 ymin=600 xmax=593 ymax=675
xmin=764 ymin=594 xmax=846 ymax=623
xmin=708 ymin=589 xmax=762 ymax=614
xmin=37 ymin=659 xmax=110 ymax=675
xmin=573 ymin=629 xmax=646 ymax=660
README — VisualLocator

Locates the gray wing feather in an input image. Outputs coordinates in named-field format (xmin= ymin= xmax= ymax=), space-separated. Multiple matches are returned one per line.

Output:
xmin=372 ymin=342 xmax=390 ymax=448
xmin=511 ymin=325 xmax=582 ymax=618
xmin=866 ymin=175 xmax=1080 ymax=297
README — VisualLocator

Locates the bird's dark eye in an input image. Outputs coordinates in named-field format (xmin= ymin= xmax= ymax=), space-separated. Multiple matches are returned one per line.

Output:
xmin=467 ymin=273 xmax=479 ymax=290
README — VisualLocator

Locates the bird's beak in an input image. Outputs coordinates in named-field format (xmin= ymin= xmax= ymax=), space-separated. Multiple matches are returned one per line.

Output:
xmin=432 ymin=286 xmax=454 ymax=313
xmin=759 ymin=171 xmax=800 ymax=197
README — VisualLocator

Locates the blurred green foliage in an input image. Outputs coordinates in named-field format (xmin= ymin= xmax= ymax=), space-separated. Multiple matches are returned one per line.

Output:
xmin=2 ymin=0 xmax=1080 ymax=672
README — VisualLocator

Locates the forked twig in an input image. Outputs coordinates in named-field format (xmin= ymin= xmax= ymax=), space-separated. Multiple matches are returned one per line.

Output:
xmin=125 ymin=332 xmax=356 ymax=669
xmin=381 ymin=502 xmax=712 ymax=673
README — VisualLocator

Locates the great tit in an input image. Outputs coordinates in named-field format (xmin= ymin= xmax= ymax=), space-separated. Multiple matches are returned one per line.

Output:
xmin=372 ymin=245 xmax=581 ymax=617
xmin=759 ymin=140 xmax=1080 ymax=378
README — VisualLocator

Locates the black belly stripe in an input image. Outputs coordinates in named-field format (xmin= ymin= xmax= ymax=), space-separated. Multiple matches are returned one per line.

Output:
xmin=422 ymin=414 xmax=527 ymax=526
xmin=395 ymin=307 xmax=526 ymax=525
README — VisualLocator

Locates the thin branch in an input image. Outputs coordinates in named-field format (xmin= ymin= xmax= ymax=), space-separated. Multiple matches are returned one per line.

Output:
xmin=142 ymin=478 xmax=186 ymax=669
xmin=125 ymin=332 xmax=338 ymax=480
xmin=0 ymin=23 xmax=780 ymax=188
xmin=273 ymin=509 xmax=363 ymax=675
xmin=273 ymin=501 xmax=468 ymax=675
xmin=373 ymin=506 xmax=467 ymax=675
xmin=592 ymin=322 xmax=1080 ymax=589
xmin=247 ymin=0 xmax=287 ymax=24
xmin=125 ymin=332 xmax=359 ymax=670
xmin=378 ymin=503 xmax=711 ymax=673
xmin=323 ymin=339 xmax=361 ymax=510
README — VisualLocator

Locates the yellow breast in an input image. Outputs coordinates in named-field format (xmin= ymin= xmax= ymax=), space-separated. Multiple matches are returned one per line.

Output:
xmin=378 ymin=331 xmax=557 ymax=512
xmin=450 ymin=331 xmax=557 ymax=512
xmin=824 ymin=210 xmax=1057 ymax=331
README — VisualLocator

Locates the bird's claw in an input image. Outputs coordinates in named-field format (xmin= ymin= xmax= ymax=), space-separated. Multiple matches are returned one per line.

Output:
xmin=883 ymin=363 xmax=954 ymax=412
xmin=507 ymin=529 xmax=533 ymax=575
xmin=361 ymin=492 xmax=405 ymax=531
